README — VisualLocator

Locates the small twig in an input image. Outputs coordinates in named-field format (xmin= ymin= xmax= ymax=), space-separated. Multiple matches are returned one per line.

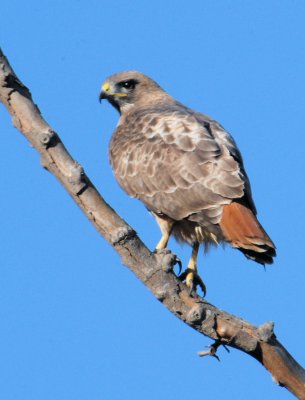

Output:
xmin=198 ymin=339 xmax=230 ymax=361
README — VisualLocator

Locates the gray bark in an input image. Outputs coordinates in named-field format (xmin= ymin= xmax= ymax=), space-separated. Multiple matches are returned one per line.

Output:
xmin=1 ymin=48 xmax=305 ymax=399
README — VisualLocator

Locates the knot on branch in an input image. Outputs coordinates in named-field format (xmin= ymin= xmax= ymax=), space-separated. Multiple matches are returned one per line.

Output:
xmin=1 ymin=65 xmax=31 ymax=102
xmin=216 ymin=319 xmax=258 ymax=352
xmin=186 ymin=303 xmax=205 ymax=324
xmin=111 ymin=225 xmax=137 ymax=246
xmin=67 ymin=162 xmax=88 ymax=195
xmin=4 ymin=72 xmax=27 ymax=92
xmin=40 ymin=129 xmax=57 ymax=147
xmin=257 ymin=321 xmax=275 ymax=342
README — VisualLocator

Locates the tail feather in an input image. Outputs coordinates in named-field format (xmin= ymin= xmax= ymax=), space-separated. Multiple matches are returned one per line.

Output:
xmin=220 ymin=202 xmax=276 ymax=265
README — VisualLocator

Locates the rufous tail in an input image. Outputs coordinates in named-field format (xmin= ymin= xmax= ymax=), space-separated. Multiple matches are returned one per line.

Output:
xmin=220 ymin=202 xmax=276 ymax=265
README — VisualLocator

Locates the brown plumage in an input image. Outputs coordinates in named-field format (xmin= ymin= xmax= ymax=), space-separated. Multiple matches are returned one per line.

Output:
xmin=99 ymin=71 xmax=276 ymax=293
xmin=220 ymin=202 xmax=275 ymax=264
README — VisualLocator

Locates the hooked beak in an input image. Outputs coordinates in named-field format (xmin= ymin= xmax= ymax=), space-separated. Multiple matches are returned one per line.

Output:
xmin=99 ymin=90 xmax=106 ymax=103
xmin=99 ymin=82 xmax=111 ymax=103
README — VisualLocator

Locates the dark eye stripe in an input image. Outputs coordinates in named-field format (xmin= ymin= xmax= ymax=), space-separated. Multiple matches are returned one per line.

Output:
xmin=119 ymin=79 xmax=138 ymax=90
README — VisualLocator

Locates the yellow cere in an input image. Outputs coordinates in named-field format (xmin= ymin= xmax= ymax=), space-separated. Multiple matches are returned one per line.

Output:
xmin=102 ymin=82 xmax=110 ymax=92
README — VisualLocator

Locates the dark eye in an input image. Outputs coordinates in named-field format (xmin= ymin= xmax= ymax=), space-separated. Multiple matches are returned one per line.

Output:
xmin=120 ymin=79 xmax=138 ymax=90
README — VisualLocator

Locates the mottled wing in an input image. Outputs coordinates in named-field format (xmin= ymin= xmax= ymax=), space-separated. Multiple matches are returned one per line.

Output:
xmin=109 ymin=105 xmax=247 ymax=226
xmin=194 ymin=112 xmax=257 ymax=214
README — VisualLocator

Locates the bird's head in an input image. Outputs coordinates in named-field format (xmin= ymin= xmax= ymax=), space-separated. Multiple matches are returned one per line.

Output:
xmin=99 ymin=71 xmax=168 ymax=114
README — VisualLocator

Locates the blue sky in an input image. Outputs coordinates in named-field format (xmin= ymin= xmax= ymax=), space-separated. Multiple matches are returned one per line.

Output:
xmin=1 ymin=1 xmax=305 ymax=399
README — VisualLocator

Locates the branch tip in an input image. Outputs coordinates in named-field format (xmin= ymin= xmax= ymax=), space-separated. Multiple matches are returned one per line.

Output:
xmin=198 ymin=340 xmax=223 ymax=361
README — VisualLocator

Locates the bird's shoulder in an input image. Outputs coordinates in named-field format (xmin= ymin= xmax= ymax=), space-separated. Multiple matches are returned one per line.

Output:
xmin=110 ymin=102 xmax=221 ymax=156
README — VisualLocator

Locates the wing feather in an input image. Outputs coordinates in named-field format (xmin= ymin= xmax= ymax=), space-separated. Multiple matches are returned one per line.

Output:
xmin=109 ymin=104 xmax=251 ymax=225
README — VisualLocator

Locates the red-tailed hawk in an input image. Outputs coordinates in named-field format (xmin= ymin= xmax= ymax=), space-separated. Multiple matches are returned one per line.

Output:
xmin=99 ymin=71 xmax=276 ymax=295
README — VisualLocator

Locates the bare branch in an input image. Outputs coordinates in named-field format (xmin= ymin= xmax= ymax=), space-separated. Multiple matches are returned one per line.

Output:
xmin=1 ymin=48 xmax=304 ymax=399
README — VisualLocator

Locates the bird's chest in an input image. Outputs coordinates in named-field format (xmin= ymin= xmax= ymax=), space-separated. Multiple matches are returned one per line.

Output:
xmin=109 ymin=120 xmax=162 ymax=169
xmin=110 ymin=127 xmax=142 ymax=169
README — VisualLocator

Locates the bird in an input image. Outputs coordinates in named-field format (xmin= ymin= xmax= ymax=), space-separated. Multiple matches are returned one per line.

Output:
xmin=99 ymin=71 xmax=276 ymax=295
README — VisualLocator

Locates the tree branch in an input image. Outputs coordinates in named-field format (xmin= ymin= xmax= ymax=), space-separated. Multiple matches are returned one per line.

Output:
xmin=1 ymin=48 xmax=304 ymax=399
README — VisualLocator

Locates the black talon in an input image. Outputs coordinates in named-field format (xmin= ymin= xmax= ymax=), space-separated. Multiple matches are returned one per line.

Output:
xmin=196 ymin=278 xmax=207 ymax=298
xmin=175 ymin=257 xmax=182 ymax=275
xmin=223 ymin=344 xmax=230 ymax=353
xmin=178 ymin=269 xmax=187 ymax=281
xmin=179 ymin=268 xmax=206 ymax=297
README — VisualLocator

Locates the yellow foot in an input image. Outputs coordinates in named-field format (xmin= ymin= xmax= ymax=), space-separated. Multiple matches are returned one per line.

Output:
xmin=179 ymin=268 xmax=206 ymax=297
xmin=179 ymin=242 xmax=206 ymax=296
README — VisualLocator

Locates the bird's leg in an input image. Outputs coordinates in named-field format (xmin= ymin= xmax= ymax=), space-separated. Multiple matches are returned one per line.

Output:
xmin=185 ymin=241 xmax=199 ymax=287
xmin=153 ymin=215 xmax=182 ymax=273
xmin=180 ymin=242 xmax=206 ymax=296
xmin=154 ymin=215 xmax=174 ymax=251
xmin=155 ymin=230 xmax=171 ymax=251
